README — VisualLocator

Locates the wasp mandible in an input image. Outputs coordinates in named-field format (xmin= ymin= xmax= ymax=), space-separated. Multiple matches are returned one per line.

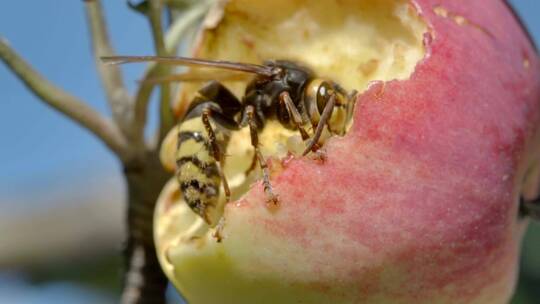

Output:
xmin=103 ymin=55 xmax=358 ymax=224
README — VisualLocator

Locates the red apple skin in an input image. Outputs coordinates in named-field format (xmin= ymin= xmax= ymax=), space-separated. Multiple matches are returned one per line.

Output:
xmin=172 ymin=1 xmax=540 ymax=303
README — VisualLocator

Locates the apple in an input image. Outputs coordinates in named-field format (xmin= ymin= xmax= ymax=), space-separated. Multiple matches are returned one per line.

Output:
xmin=155 ymin=0 xmax=540 ymax=303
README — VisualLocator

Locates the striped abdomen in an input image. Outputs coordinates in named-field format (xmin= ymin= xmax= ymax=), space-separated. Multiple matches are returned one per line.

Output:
xmin=175 ymin=117 xmax=228 ymax=223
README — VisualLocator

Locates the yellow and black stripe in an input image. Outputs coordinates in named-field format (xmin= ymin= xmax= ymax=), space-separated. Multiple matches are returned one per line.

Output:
xmin=175 ymin=81 xmax=241 ymax=224
xmin=176 ymin=115 xmax=228 ymax=223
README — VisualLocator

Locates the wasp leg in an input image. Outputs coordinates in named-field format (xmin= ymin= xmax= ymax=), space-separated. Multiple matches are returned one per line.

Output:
xmin=244 ymin=91 xmax=307 ymax=176
xmin=302 ymin=93 xmax=336 ymax=156
xmin=245 ymin=105 xmax=279 ymax=205
xmin=244 ymin=152 xmax=258 ymax=176
xmin=279 ymin=91 xmax=310 ymax=141
xmin=201 ymin=107 xmax=232 ymax=202
xmin=520 ymin=197 xmax=540 ymax=219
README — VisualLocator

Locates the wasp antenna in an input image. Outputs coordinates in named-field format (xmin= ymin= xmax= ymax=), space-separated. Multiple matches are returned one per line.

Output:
xmin=100 ymin=56 xmax=157 ymax=65
xmin=100 ymin=55 xmax=274 ymax=76
xmin=101 ymin=56 xmax=132 ymax=65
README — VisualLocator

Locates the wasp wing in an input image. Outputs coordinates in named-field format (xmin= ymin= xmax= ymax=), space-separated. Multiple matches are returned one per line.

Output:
xmin=101 ymin=55 xmax=274 ymax=77
xmin=140 ymin=70 xmax=252 ymax=84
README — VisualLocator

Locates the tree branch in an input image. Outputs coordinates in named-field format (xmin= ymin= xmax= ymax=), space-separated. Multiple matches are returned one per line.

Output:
xmin=133 ymin=1 xmax=210 ymax=142
xmin=84 ymin=0 xmax=136 ymax=144
xmin=148 ymin=0 xmax=174 ymax=141
xmin=0 ymin=38 xmax=130 ymax=161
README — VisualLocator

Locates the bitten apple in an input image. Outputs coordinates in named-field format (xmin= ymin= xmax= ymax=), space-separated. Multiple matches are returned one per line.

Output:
xmin=155 ymin=0 xmax=540 ymax=303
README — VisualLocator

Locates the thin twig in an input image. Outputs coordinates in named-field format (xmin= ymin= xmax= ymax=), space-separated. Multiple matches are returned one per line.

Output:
xmin=84 ymin=0 xmax=136 ymax=143
xmin=148 ymin=1 xmax=168 ymax=57
xmin=0 ymin=38 xmax=130 ymax=161
xmin=133 ymin=1 xmax=211 ymax=142
xmin=166 ymin=0 xmax=203 ymax=9
xmin=148 ymin=0 xmax=174 ymax=141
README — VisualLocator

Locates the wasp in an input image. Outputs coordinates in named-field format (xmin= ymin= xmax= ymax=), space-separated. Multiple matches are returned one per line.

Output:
xmin=103 ymin=55 xmax=357 ymax=224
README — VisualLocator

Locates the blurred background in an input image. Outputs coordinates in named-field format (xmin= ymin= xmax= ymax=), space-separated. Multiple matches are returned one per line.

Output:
xmin=0 ymin=1 xmax=539 ymax=303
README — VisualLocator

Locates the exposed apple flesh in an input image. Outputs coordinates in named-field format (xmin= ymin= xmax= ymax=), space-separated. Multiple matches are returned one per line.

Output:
xmin=155 ymin=0 xmax=540 ymax=303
